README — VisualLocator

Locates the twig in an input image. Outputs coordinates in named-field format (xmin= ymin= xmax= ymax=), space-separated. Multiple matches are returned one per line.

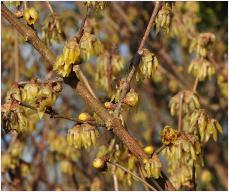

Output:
xmin=73 ymin=65 xmax=98 ymax=101
xmin=107 ymin=161 xmax=156 ymax=191
xmin=23 ymin=1 xmax=28 ymax=10
xmin=178 ymin=92 xmax=184 ymax=132
xmin=155 ymin=144 xmax=168 ymax=155
xmin=111 ymin=164 xmax=119 ymax=191
xmin=15 ymin=99 xmax=103 ymax=127
xmin=114 ymin=2 xmax=162 ymax=116
xmin=192 ymin=164 xmax=196 ymax=190
xmin=75 ymin=10 xmax=89 ymax=42
xmin=14 ymin=28 xmax=19 ymax=82
xmin=138 ymin=166 xmax=149 ymax=191
xmin=46 ymin=1 xmax=54 ymax=15
xmin=193 ymin=77 xmax=199 ymax=93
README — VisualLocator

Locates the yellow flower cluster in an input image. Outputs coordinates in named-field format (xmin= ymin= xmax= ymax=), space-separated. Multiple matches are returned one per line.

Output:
xmin=188 ymin=58 xmax=215 ymax=81
xmin=142 ymin=155 xmax=162 ymax=179
xmin=3 ymin=81 xmax=61 ymax=133
xmin=169 ymin=90 xmax=200 ymax=116
xmin=155 ymin=3 xmax=172 ymax=34
xmin=79 ymin=32 xmax=103 ymax=61
xmin=171 ymin=2 xmax=200 ymax=47
xmin=67 ymin=123 xmax=99 ymax=149
xmin=24 ymin=7 xmax=39 ymax=25
xmin=136 ymin=48 xmax=159 ymax=81
xmin=84 ymin=1 xmax=107 ymax=10
xmin=189 ymin=33 xmax=215 ymax=58
xmin=170 ymin=164 xmax=193 ymax=189
xmin=190 ymin=109 xmax=223 ymax=142
xmin=162 ymin=132 xmax=201 ymax=165
xmin=54 ymin=37 xmax=80 ymax=77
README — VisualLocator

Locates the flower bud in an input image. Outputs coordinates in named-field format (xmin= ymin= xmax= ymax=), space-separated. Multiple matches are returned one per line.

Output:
xmin=144 ymin=145 xmax=154 ymax=155
xmin=123 ymin=89 xmax=139 ymax=107
xmin=92 ymin=157 xmax=105 ymax=169
xmin=201 ymin=169 xmax=212 ymax=183
xmin=78 ymin=112 xmax=92 ymax=122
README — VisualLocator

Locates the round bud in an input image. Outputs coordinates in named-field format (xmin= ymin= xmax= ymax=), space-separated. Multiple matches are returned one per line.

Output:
xmin=123 ymin=89 xmax=139 ymax=107
xmin=201 ymin=169 xmax=212 ymax=183
xmin=78 ymin=112 xmax=91 ymax=122
xmin=144 ymin=145 xmax=154 ymax=155
xmin=92 ymin=158 xmax=105 ymax=169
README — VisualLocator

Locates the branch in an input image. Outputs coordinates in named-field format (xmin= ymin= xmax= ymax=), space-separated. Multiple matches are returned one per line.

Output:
xmin=2 ymin=4 xmax=175 ymax=190
xmin=114 ymin=2 xmax=162 ymax=116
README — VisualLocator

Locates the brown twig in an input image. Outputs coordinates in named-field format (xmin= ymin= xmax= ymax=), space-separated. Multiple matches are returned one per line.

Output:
xmin=46 ymin=1 xmax=54 ymax=15
xmin=75 ymin=10 xmax=89 ymax=42
xmin=15 ymin=99 xmax=103 ymax=127
xmin=193 ymin=77 xmax=199 ymax=93
xmin=107 ymin=161 xmax=156 ymax=191
xmin=14 ymin=29 xmax=19 ymax=82
xmin=73 ymin=65 xmax=98 ymax=101
xmin=114 ymin=2 xmax=162 ymax=116
xmin=111 ymin=164 xmax=119 ymax=191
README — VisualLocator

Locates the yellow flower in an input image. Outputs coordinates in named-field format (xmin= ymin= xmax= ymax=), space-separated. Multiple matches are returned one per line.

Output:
xmin=169 ymin=90 xmax=200 ymax=116
xmin=142 ymin=155 xmax=162 ymax=179
xmin=155 ymin=3 xmax=172 ymax=33
xmin=24 ymin=8 xmax=39 ymax=25
xmin=53 ymin=38 xmax=80 ymax=77
xmin=161 ymin=126 xmax=179 ymax=145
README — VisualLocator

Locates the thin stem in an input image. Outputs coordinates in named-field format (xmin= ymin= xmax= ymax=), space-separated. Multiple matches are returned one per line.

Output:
xmin=73 ymin=65 xmax=98 ymax=101
xmin=114 ymin=2 xmax=162 ymax=116
xmin=138 ymin=2 xmax=161 ymax=51
xmin=155 ymin=144 xmax=168 ymax=155
xmin=192 ymin=164 xmax=196 ymax=190
xmin=111 ymin=165 xmax=119 ymax=191
xmin=193 ymin=77 xmax=199 ymax=93
xmin=178 ymin=92 xmax=184 ymax=132
xmin=46 ymin=1 xmax=54 ymax=15
xmin=138 ymin=167 xmax=149 ymax=191
xmin=107 ymin=161 xmax=156 ymax=191
xmin=14 ymin=29 xmax=19 ymax=82
xmin=75 ymin=10 xmax=89 ymax=42
xmin=15 ymin=99 xmax=103 ymax=127
xmin=23 ymin=1 xmax=28 ymax=10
